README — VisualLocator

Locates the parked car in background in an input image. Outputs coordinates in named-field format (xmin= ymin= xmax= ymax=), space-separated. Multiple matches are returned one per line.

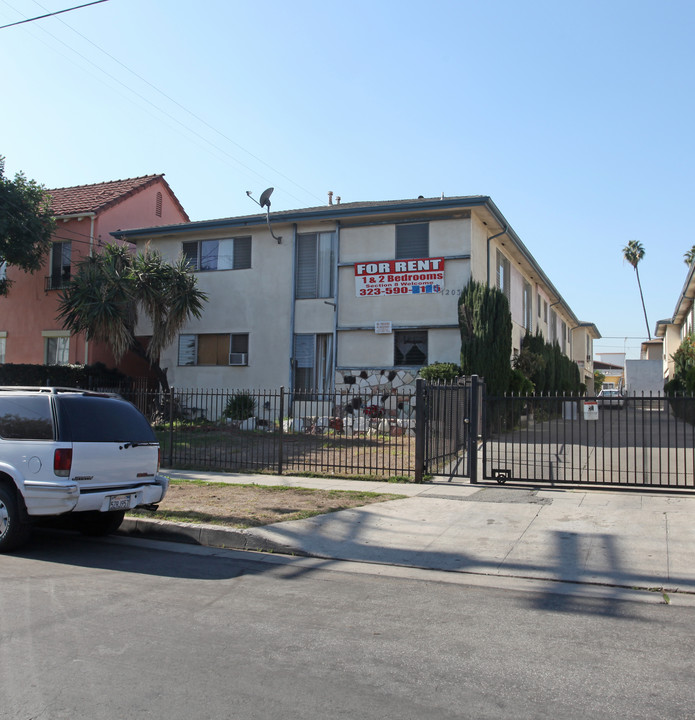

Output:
xmin=597 ymin=388 xmax=626 ymax=409
xmin=0 ymin=387 xmax=168 ymax=551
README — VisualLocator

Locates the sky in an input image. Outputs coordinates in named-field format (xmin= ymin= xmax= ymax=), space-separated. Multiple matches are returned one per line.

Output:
xmin=2 ymin=0 xmax=694 ymax=359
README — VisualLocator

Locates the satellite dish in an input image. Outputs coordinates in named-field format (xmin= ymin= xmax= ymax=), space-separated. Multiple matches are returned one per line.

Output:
xmin=259 ymin=187 xmax=274 ymax=209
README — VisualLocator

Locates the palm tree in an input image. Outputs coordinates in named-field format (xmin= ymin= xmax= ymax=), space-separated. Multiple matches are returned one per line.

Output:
xmin=684 ymin=245 xmax=695 ymax=266
xmin=58 ymin=244 xmax=208 ymax=390
xmin=622 ymin=239 xmax=650 ymax=340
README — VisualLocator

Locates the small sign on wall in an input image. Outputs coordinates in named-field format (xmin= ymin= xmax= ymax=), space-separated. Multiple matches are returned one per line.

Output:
xmin=375 ymin=321 xmax=392 ymax=334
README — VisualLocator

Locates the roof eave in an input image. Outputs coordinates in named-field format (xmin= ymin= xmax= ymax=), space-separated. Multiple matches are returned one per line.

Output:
xmin=110 ymin=196 xmax=495 ymax=240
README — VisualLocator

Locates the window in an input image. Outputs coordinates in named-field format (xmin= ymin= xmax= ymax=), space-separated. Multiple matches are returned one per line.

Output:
xmin=537 ymin=292 xmax=541 ymax=318
xmin=549 ymin=309 xmax=557 ymax=344
xmin=560 ymin=321 xmax=567 ymax=350
xmin=182 ymin=237 xmax=251 ymax=271
xmin=155 ymin=191 xmax=163 ymax=217
xmin=0 ymin=395 xmax=53 ymax=440
xmin=543 ymin=300 xmax=548 ymax=324
xmin=396 ymin=223 xmax=429 ymax=259
xmin=295 ymin=232 xmax=335 ymax=299
xmin=178 ymin=333 xmax=249 ymax=366
xmin=523 ymin=281 xmax=533 ymax=331
xmin=394 ymin=330 xmax=428 ymax=366
xmin=0 ymin=334 xmax=5 ymax=364
xmin=496 ymin=250 xmax=510 ymax=299
xmin=48 ymin=242 xmax=71 ymax=290
xmin=45 ymin=336 xmax=69 ymax=365
xmin=293 ymin=334 xmax=333 ymax=393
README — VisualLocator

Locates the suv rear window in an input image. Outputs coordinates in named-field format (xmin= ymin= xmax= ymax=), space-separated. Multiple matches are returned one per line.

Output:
xmin=0 ymin=395 xmax=54 ymax=439
xmin=56 ymin=396 xmax=156 ymax=443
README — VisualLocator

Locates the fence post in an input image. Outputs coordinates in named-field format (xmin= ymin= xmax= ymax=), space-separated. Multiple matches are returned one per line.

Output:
xmin=277 ymin=386 xmax=285 ymax=475
xmin=168 ymin=386 xmax=174 ymax=468
xmin=468 ymin=375 xmax=480 ymax=483
xmin=414 ymin=378 xmax=426 ymax=483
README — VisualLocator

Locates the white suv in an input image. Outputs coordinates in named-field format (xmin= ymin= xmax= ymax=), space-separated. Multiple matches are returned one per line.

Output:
xmin=0 ymin=387 xmax=169 ymax=551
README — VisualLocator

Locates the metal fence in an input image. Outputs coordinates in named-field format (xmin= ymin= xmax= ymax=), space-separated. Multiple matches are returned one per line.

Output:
xmin=483 ymin=393 xmax=695 ymax=489
xmin=121 ymin=386 xmax=417 ymax=478
xmin=420 ymin=377 xmax=482 ymax=480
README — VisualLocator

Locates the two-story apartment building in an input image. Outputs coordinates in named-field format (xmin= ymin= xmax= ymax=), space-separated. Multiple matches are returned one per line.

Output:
xmin=114 ymin=195 xmax=599 ymax=397
xmin=0 ymin=175 xmax=189 ymax=372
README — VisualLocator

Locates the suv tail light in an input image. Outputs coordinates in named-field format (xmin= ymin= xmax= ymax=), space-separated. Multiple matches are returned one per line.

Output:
xmin=54 ymin=448 xmax=73 ymax=477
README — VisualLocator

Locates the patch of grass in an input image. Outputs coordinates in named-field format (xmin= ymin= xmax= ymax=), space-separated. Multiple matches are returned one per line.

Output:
xmin=128 ymin=479 xmax=405 ymax=529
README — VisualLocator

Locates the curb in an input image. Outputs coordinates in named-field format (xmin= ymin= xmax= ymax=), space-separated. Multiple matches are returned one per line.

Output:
xmin=119 ymin=517 xmax=308 ymax=556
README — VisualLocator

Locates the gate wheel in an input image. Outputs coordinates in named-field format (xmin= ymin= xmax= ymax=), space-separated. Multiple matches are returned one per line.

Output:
xmin=493 ymin=469 xmax=511 ymax=485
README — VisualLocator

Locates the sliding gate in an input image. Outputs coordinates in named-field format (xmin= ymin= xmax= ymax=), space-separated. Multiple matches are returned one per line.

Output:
xmin=421 ymin=381 xmax=695 ymax=489
xmin=483 ymin=393 xmax=695 ymax=489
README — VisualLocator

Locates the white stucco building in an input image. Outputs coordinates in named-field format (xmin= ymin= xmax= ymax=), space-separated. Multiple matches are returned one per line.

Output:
xmin=114 ymin=195 xmax=599 ymax=394
xmin=655 ymin=261 xmax=695 ymax=382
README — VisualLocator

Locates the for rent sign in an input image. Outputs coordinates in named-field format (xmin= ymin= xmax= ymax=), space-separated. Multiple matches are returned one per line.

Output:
xmin=354 ymin=257 xmax=444 ymax=297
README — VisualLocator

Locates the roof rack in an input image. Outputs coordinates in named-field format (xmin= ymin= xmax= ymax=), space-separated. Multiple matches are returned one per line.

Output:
xmin=0 ymin=386 xmax=120 ymax=397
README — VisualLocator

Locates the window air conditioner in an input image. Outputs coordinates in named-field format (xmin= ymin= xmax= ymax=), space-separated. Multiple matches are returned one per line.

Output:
xmin=229 ymin=353 xmax=248 ymax=366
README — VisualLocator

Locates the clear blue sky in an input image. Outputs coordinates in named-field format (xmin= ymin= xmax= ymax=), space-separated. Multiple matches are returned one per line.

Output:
xmin=2 ymin=0 xmax=694 ymax=359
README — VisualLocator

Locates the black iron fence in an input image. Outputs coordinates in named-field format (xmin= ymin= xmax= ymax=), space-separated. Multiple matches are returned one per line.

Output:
xmin=483 ymin=392 xmax=695 ymax=489
xmin=120 ymin=386 xmax=417 ymax=479
xmin=116 ymin=380 xmax=695 ymax=489
xmin=419 ymin=377 xmax=482 ymax=480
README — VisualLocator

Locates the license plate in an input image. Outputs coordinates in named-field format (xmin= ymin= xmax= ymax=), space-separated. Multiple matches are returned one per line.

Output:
xmin=108 ymin=494 xmax=131 ymax=511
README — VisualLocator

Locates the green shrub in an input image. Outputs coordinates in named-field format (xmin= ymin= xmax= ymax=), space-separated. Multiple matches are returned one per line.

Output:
xmin=0 ymin=362 xmax=127 ymax=388
xmin=508 ymin=368 xmax=534 ymax=395
xmin=418 ymin=362 xmax=462 ymax=382
xmin=223 ymin=392 xmax=256 ymax=421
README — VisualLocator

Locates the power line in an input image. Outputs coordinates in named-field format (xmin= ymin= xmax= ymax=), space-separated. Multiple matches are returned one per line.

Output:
xmin=33 ymin=0 xmax=323 ymax=206
xmin=0 ymin=0 xmax=107 ymax=29
xmin=6 ymin=0 xmax=324 ymax=207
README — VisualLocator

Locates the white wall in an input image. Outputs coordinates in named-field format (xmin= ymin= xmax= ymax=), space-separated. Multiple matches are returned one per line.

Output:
xmin=137 ymin=228 xmax=294 ymax=390
xmin=625 ymin=359 xmax=664 ymax=395
xmin=336 ymin=218 xmax=471 ymax=368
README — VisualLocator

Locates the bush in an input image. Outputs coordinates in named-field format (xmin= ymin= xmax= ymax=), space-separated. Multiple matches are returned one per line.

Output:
xmin=508 ymin=368 xmax=534 ymax=395
xmin=418 ymin=362 xmax=462 ymax=382
xmin=0 ymin=362 xmax=127 ymax=389
xmin=223 ymin=392 xmax=256 ymax=421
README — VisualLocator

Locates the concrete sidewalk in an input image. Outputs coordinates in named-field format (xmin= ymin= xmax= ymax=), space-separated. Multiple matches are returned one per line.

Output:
xmin=121 ymin=470 xmax=695 ymax=597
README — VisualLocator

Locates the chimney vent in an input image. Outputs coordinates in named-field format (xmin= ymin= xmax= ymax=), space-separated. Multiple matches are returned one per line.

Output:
xmin=328 ymin=191 xmax=333 ymax=205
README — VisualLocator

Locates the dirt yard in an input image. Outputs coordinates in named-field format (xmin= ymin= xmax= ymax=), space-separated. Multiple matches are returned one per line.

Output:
xmin=129 ymin=480 xmax=404 ymax=529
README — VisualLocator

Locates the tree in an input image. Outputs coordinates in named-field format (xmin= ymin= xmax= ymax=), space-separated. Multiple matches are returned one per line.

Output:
xmin=57 ymin=243 xmax=208 ymax=391
xmin=0 ymin=156 xmax=55 ymax=295
xmin=458 ymin=279 xmax=512 ymax=395
xmin=622 ymin=239 xmax=651 ymax=340
xmin=594 ymin=370 xmax=606 ymax=395
xmin=684 ymin=245 xmax=695 ymax=267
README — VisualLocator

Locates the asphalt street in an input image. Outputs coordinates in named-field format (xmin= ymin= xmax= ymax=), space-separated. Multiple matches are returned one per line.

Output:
xmin=2 ymin=530 xmax=694 ymax=720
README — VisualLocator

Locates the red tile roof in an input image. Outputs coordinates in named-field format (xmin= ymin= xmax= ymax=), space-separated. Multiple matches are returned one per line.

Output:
xmin=47 ymin=174 xmax=188 ymax=220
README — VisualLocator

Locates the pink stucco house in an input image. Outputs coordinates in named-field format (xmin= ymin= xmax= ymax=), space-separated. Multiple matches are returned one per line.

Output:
xmin=0 ymin=174 xmax=189 ymax=375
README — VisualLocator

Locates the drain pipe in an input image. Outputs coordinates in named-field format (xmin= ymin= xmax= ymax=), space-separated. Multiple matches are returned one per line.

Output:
xmin=288 ymin=223 xmax=298 ymax=395
xmin=486 ymin=226 xmax=508 ymax=286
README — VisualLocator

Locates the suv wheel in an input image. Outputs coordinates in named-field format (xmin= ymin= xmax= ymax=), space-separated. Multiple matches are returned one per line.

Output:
xmin=0 ymin=484 xmax=31 ymax=552
xmin=77 ymin=510 xmax=126 ymax=537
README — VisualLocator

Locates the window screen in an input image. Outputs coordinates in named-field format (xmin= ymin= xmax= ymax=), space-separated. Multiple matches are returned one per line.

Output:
xmin=396 ymin=223 xmax=429 ymax=259
xmin=295 ymin=233 xmax=334 ymax=299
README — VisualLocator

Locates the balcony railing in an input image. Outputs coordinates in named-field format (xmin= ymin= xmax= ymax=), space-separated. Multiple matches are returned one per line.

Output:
xmin=45 ymin=274 xmax=71 ymax=291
